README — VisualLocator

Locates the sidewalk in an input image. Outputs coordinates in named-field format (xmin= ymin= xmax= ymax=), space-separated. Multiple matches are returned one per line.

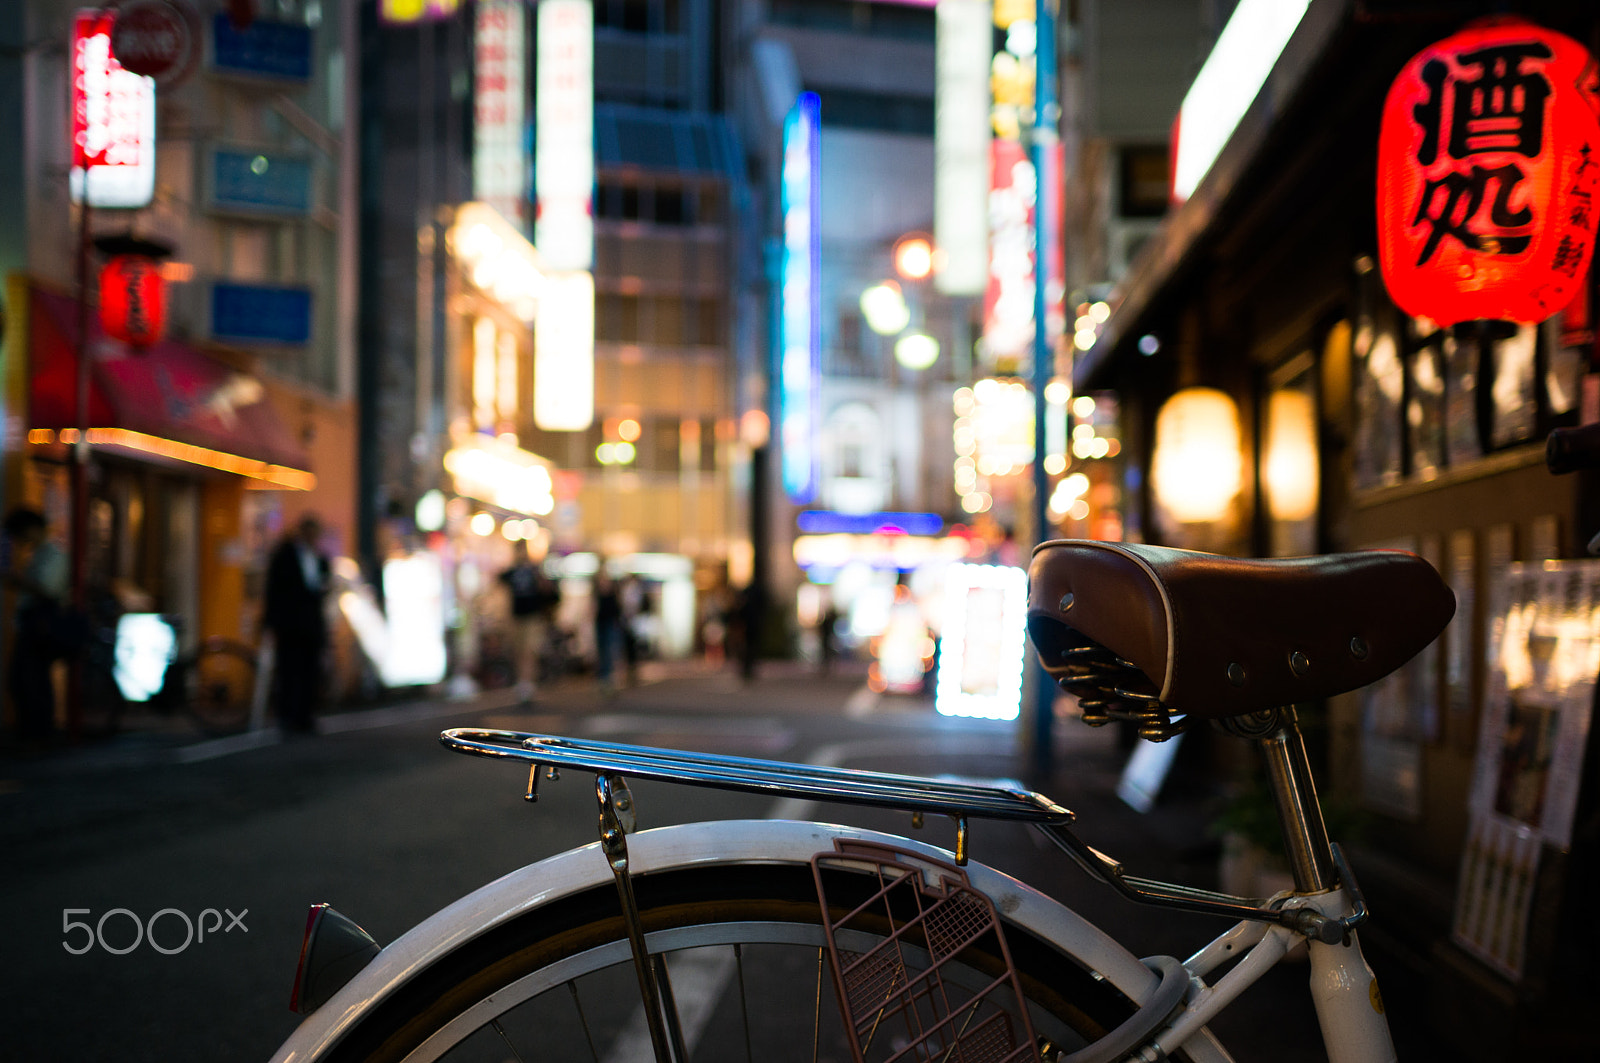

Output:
xmin=0 ymin=655 xmax=878 ymax=778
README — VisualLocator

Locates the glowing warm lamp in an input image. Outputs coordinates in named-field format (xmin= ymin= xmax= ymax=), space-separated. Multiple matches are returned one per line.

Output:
xmin=1151 ymin=387 xmax=1242 ymax=523
xmin=1264 ymin=390 xmax=1318 ymax=523
xmin=893 ymin=236 xmax=935 ymax=281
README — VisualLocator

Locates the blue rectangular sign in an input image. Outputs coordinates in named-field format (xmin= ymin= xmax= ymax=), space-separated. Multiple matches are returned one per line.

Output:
xmin=211 ymin=283 xmax=313 ymax=345
xmin=209 ymin=149 xmax=313 ymax=216
xmin=211 ymin=15 xmax=313 ymax=81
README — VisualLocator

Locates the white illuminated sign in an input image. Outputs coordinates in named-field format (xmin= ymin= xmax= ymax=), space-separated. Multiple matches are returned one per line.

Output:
xmin=473 ymin=0 xmax=528 ymax=228
xmin=71 ymin=10 xmax=156 ymax=209
xmin=536 ymin=0 xmax=594 ymax=270
xmin=935 ymin=0 xmax=991 ymax=296
xmin=444 ymin=434 xmax=557 ymax=515
xmin=113 ymin=613 xmax=176 ymax=702
xmin=1171 ymin=0 xmax=1311 ymax=203
xmin=780 ymin=93 xmax=821 ymax=503
xmin=451 ymin=201 xmax=546 ymax=321
xmin=381 ymin=554 xmax=448 ymax=687
xmin=934 ymin=563 xmax=1028 ymax=720
xmin=534 ymin=270 xmax=595 ymax=430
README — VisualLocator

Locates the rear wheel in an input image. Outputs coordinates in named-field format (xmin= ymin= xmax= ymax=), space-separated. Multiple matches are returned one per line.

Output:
xmin=322 ymin=860 xmax=1156 ymax=1063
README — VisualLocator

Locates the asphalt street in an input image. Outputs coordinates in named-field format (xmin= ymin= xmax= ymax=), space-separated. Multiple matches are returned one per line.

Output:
xmin=1 ymin=662 xmax=1420 ymax=1061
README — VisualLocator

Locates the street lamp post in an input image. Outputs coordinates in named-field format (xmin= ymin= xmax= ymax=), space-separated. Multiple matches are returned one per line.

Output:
xmin=1029 ymin=0 xmax=1060 ymax=779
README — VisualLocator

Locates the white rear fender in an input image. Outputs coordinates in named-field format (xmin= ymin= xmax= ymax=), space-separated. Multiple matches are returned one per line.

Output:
xmin=269 ymin=819 xmax=1228 ymax=1062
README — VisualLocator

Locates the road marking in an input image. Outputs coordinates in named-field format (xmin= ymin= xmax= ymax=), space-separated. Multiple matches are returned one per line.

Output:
xmin=844 ymin=685 xmax=880 ymax=717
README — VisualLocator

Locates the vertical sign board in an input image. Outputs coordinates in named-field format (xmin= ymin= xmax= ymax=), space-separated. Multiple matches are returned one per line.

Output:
xmin=535 ymin=271 xmax=595 ymax=430
xmin=780 ymin=93 xmax=822 ymax=504
xmin=531 ymin=0 xmax=594 ymax=433
xmin=934 ymin=0 xmax=991 ymax=296
xmin=984 ymin=139 xmax=1036 ymax=363
xmin=473 ymin=0 xmax=528 ymax=230
xmin=71 ymin=10 xmax=156 ymax=209
xmin=535 ymin=0 xmax=594 ymax=269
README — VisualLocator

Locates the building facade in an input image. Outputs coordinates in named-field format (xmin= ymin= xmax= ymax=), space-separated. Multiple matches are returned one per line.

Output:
xmin=0 ymin=0 xmax=359 ymax=729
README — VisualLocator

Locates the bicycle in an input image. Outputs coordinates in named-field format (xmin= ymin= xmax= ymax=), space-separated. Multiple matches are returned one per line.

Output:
xmin=265 ymin=536 xmax=1461 ymax=1063
xmin=136 ymin=627 xmax=260 ymax=734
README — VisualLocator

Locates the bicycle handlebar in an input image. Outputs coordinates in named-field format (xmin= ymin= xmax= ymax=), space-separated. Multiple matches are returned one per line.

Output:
xmin=1546 ymin=423 xmax=1600 ymax=475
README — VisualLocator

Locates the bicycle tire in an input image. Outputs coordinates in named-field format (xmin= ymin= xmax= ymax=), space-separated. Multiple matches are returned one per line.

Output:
xmin=184 ymin=638 xmax=258 ymax=733
xmin=304 ymin=848 xmax=1214 ymax=1063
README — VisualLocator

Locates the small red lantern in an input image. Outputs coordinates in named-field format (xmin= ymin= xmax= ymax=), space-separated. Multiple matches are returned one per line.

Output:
xmin=99 ymin=254 xmax=166 ymax=347
xmin=1377 ymin=17 xmax=1600 ymax=325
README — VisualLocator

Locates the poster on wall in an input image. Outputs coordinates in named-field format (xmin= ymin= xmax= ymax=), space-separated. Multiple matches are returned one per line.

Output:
xmin=1467 ymin=560 xmax=1600 ymax=848
xmin=1453 ymin=560 xmax=1600 ymax=980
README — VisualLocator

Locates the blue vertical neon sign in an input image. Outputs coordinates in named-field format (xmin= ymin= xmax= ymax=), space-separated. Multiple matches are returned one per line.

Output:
xmin=779 ymin=92 xmax=821 ymax=503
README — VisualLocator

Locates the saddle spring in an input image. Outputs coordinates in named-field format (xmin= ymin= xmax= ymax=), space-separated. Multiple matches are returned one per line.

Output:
xmin=1053 ymin=643 xmax=1188 ymax=742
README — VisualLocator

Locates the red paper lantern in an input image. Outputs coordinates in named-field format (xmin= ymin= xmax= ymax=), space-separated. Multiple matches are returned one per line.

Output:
xmin=1377 ymin=17 xmax=1600 ymax=325
xmin=99 ymin=254 xmax=166 ymax=347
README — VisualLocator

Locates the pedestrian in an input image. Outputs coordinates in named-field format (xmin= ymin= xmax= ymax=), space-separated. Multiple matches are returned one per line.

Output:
xmin=593 ymin=570 xmax=625 ymax=694
xmin=263 ymin=514 xmax=330 ymax=735
xmin=498 ymin=545 xmax=560 ymax=702
xmin=619 ymin=574 xmax=645 ymax=686
xmin=819 ymin=600 xmax=840 ymax=676
xmin=3 ymin=507 xmax=69 ymax=747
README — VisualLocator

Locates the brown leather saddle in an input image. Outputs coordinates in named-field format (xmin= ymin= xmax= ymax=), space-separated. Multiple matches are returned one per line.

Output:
xmin=1026 ymin=540 xmax=1456 ymax=719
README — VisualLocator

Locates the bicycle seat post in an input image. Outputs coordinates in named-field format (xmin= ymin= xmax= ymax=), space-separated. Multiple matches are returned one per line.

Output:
xmin=1236 ymin=707 xmax=1335 ymax=893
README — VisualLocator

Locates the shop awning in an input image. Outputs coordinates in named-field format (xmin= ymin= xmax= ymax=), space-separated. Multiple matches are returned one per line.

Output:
xmin=1077 ymin=0 xmax=1348 ymax=389
xmin=26 ymin=286 xmax=315 ymax=489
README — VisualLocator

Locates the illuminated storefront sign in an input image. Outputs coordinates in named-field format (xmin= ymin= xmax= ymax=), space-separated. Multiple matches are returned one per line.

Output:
xmin=535 ymin=0 xmax=594 ymax=269
xmin=1171 ymin=0 xmax=1311 ymax=203
xmin=952 ymin=378 xmax=1033 ymax=514
xmin=71 ymin=10 xmax=157 ymax=209
xmin=380 ymin=0 xmax=462 ymax=25
xmin=793 ymin=533 xmax=971 ymax=573
xmin=473 ymin=0 xmax=528 ymax=229
xmin=934 ymin=0 xmax=991 ymax=296
xmin=780 ymin=92 xmax=822 ymax=503
xmin=451 ymin=201 xmax=546 ymax=322
xmin=534 ymin=270 xmax=595 ymax=430
xmin=934 ymin=562 xmax=1028 ymax=721
xmin=1377 ymin=18 xmax=1600 ymax=325
xmin=443 ymin=433 xmax=556 ymax=516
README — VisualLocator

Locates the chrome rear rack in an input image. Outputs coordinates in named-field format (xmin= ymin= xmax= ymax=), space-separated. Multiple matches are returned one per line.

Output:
xmin=440 ymin=727 xmax=1074 ymax=828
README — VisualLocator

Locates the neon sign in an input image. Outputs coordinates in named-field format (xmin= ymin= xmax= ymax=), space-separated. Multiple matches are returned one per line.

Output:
xmin=71 ymin=10 xmax=156 ymax=209
xmin=780 ymin=93 xmax=821 ymax=503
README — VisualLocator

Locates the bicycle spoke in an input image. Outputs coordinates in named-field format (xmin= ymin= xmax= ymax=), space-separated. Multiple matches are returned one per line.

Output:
xmin=489 ymin=1018 xmax=527 ymax=1063
xmin=733 ymin=944 xmax=753 ymax=1063
xmin=567 ymin=981 xmax=600 ymax=1063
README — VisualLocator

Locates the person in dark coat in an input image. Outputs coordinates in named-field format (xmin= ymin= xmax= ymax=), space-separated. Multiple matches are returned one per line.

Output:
xmin=263 ymin=514 xmax=330 ymax=734
xmin=4 ymin=507 xmax=69 ymax=745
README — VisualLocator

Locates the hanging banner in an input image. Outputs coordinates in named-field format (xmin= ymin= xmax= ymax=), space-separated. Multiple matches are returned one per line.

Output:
xmin=71 ymin=9 xmax=157 ymax=208
xmin=1378 ymin=17 xmax=1600 ymax=325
